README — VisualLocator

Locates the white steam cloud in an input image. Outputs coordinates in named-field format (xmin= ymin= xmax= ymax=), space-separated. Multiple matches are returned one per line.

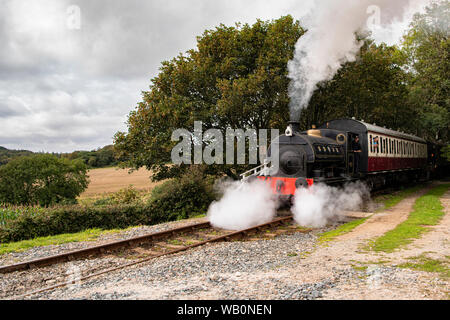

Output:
xmin=291 ymin=182 xmax=370 ymax=228
xmin=207 ymin=179 xmax=278 ymax=230
xmin=288 ymin=0 xmax=430 ymax=121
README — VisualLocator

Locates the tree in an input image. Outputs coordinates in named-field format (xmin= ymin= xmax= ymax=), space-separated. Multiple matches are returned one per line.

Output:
xmin=402 ymin=0 xmax=449 ymax=143
xmin=114 ymin=16 xmax=304 ymax=180
xmin=0 ymin=154 xmax=89 ymax=206
xmin=442 ymin=145 xmax=450 ymax=161
xmin=299 ymin=40 xmax=413 ymax=132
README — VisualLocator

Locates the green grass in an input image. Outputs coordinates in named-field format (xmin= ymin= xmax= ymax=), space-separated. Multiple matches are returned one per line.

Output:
xmin=319 ymin=217 xmax=370 ymax=243
xmin=0 ymin=227 xmax=135 ymax=255
xmin=398 ymin=254 xmax=450 ymax=279
xmin=167 ymin=239 xmax=183 ymax=246
xmin=191 ymin=214 xmax=206 ymax=219
xmin=368 ymin=184 xmax=450 ymax=253
xmin=318 ymin=185 xmax=426 ymax=244
xmin=351 ymin=264 xmax=368 ymax=271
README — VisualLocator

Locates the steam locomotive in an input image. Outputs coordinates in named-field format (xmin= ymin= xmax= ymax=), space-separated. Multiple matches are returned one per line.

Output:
xmin=242 ymin=118 xmax=437 ymax=202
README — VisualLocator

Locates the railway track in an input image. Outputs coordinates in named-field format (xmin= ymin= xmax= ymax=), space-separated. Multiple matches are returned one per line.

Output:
xmin=2 ymin=215 xmax=312 ymax=299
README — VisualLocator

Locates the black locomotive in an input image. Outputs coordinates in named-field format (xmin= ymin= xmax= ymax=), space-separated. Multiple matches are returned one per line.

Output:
xmin=252 ymin=118 xmax=437 ymax=199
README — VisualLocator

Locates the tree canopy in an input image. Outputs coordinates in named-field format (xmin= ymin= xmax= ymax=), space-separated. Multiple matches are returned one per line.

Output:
xmin=402 ymin=0 xmax=449 ymax=143
xmin=115 ymin=16 xmax=304 ymax=180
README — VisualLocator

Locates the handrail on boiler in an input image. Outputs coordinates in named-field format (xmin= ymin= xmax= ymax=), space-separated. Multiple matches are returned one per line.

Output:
xmin=240 ymin=159 xmax=271 ymax=182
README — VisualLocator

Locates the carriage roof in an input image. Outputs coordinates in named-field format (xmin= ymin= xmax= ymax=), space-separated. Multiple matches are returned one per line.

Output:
xmin=321 ymin=118 xmax=427 ymax=143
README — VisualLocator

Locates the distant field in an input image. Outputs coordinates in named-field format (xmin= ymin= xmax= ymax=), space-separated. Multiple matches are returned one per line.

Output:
xmin=80 ymin=167 xmax=161 ymax=198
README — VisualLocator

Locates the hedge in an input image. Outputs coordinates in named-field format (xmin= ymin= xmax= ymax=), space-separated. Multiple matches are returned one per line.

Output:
xmin=0 ymin=204 xmax=149 ymax=243
xmin=0 ymin=168 xmax=216 ymax=243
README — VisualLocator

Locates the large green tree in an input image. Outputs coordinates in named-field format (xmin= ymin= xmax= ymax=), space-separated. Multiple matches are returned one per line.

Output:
xmin=0 ymin=154 xmax=89 ymax=206
xmin=115 ymin=16 xmax=304 ymax=180
xmin=402 ymin=0 xmax=449 ymax=143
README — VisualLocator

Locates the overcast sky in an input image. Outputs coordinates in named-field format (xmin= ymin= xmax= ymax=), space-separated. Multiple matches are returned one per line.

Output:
xmin=0 ymin=0 xmax=429 ymax=152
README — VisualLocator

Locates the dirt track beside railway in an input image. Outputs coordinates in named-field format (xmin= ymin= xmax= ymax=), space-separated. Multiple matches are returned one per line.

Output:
xmin=291 ymin=184 xmax=449 ymax=299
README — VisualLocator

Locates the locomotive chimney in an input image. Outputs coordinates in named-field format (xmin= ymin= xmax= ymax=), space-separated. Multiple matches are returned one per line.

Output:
xmin=288 ymin=121 xmax=301 ymax=133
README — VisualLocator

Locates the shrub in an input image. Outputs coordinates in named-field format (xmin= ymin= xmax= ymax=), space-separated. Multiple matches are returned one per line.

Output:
xmin=0 ymin=203 xmax=152 ymax=243
xmin=0 ymin=154 xmax=89 ymax=206
xmin=148 ymin=167 xmax=216 ymax=221
xmin=110 ymin=185 xmax=141 ymax=204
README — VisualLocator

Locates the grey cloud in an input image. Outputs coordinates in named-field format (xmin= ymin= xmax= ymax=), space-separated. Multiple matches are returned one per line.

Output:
xmin=0 ymin=0 xmax=423 ymax=153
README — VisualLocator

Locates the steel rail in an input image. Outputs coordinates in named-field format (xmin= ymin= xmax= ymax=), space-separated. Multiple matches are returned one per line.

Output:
xmin=0 ymin=221 xmax=211 ymax=274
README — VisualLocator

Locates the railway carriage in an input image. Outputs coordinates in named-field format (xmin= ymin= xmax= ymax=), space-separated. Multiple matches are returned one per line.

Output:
xmin=244 ymin=118 xmax=433 ymax=202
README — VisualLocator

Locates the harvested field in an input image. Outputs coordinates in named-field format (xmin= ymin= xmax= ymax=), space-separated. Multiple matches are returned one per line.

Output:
xmin=80 ymin=167 xmax=161 ymax=198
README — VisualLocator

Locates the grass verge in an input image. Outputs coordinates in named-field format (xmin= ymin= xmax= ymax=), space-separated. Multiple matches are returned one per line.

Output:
xmin=368 ymin=184 xmax=450 ymax=253
xmin=398 ymin=254 xmax=450 ymax=279
xmin=318 ymin=184 xmax=430 ymax=244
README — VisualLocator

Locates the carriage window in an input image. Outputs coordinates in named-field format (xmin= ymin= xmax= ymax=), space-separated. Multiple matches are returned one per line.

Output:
xmin=370 ymin=135 xmax=373 ymax=153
